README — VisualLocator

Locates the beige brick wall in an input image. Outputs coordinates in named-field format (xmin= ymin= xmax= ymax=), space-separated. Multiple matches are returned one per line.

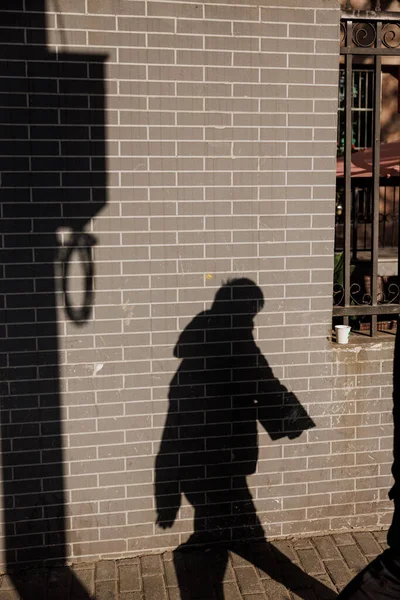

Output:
xmin=1 ymin=0 xmax=394 ymax=567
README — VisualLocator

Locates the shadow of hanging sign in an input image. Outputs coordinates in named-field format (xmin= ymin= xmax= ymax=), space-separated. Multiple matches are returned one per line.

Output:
xmin=1 ymin=1 xmax=107 ymax=597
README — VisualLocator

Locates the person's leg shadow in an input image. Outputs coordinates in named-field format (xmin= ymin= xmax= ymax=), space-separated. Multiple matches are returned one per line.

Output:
xmin=172 ymin=494 xmax=338 ymax=600
xmin=173 ymin=541 xmax=337 ymax=600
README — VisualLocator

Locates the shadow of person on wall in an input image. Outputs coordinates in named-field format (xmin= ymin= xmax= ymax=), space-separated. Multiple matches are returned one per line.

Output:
xmin=155 ymin=278 xmax=337 ymax=600
xmin=1 ymin=2 xmax=107 ymax=598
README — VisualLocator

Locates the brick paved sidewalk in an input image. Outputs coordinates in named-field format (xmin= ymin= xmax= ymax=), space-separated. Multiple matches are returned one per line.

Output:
xmin=0 ymin=530 xmax=389 ymax=600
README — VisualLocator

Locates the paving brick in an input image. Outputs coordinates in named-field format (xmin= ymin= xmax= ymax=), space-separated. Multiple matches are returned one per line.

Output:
xmin=380 ymin=541 xmax=389 ymax=551
xmin=271 ymin=541 xmax=298 ymax=563
xmin=311 ymin=573 xmax=338 ymax=599
xmin=19 ymin=569 xmax=48 ymax=599
xmin=141 ymin=554 xmax=163 ymax=576
xmin=119 ymin=565 xmax=141 ymax=592
xmin=96 ymin=561 xmax=116 ymax=581
xmin=231 ymin=554 xmax=253 ymax=568
xmin=262 ymin=578 xmax=291 ymax=600
xmin=339 ymin=545 xmax=368 ymax=573
xmin=296 ymin=548 xmax=325 ymax=575
xmin=48 ymin=568 xmax=72 ymax=589
xmin=324 ymin=559 xmax=352 ymax=589
xmin=119 ymin=593 xmax=143 ymax=600
xmin=163 ymin=560 xmax=179 ymax=587
xmin=143 ymin=575 xmax=167 ymax=600
xmin=312 ymin=537 xmax=341 ymax=560
xmin=0 ymin=577 xmax=15 ymax=591
xmin=223 ymin=559 xmax=236 ymax=582
xmin=0 ymin=592 xmax=21 ymax=600
xmin=71 ymin=568 xmax=95 ymax=598
xmin=252 ymin=547 xmax=277 ymax=580
xmin=118 ymin=558 xmax=140 ymax=566
xmin=234 ymin=567 xmax=263 ymax=595
xmin=163 ymin=552 xmax=174 ymax=563
xmin=333 ymin=534 xmax=355 ymax=546
xmin=372 ymin=530 xmax=388 ymax=545
xmin=95 ymin=579 xmax=117 ymax=600
xmin=281 ymin=560 xmax=315 ymax=591
xmin=292 ymin=538 xmax=314 ymax=550
xmin=221 ymin=582 xmax=243 ymax=600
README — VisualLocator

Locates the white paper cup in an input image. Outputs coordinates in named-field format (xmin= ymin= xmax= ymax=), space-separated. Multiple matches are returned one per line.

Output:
xmin=335 ymin=325 xmax=351 ymax=344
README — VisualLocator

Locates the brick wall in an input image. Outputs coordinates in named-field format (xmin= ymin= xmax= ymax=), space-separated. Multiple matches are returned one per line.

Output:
xmin=1 ymin=0 xmax=394 ymax=568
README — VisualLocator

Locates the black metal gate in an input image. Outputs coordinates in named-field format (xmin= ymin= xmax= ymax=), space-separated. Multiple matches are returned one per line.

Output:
xmin=334 ymin=8 xmax=400 ymax=336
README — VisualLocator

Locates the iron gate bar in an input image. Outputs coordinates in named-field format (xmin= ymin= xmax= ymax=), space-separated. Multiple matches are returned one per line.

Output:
xmin=334 ymin=304 xmax=400 ymax=316
xmin=397 ymin=148 xmax=400 ymax=277
xmin=371 ymin=22 xmax=382 ymax=337
xmin=353 ymin=188 xmax=358 ymax=261
xmin=344 ymin=20 xmax=353 ymax=327
xmin=341 ymin=48 xmax=400 ymax=55
xmin=341 ymin=11 xmax=400 ymax=21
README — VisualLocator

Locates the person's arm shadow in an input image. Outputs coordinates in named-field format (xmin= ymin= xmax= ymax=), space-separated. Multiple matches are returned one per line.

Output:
xmin=255 ymin=349 xmax=315 ymax=440
xmin=155 ymin=394 xmax=182 ymax=529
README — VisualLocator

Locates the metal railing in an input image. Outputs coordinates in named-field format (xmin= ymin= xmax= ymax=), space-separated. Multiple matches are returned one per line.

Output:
xmin=334 ymin=12 xmax=400 ymax=335
xmin=337 ymin=69 xmax=374 ymax=154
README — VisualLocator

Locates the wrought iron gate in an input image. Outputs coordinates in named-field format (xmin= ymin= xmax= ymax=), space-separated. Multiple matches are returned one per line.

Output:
xmin=334 ymin=8 xmax=400 ymax=336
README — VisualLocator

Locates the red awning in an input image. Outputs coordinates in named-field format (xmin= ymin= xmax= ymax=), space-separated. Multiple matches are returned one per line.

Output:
xmin=336 ymin=141 xmax=400 ymax=179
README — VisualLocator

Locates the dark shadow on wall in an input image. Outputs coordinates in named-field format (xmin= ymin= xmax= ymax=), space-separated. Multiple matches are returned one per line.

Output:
xmin=1 ymin=2 xmax=107 ymax=597
xmin=155 ymin=279 xmax=337 ymax=600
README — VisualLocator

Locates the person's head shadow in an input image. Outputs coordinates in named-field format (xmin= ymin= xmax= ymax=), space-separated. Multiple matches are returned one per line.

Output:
xmin=155 ymin=279 xmax=336 ymax=599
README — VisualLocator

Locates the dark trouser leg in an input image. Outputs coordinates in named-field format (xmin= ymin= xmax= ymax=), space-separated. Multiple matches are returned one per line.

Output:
xmin=387 ymin=501 xmax=400 ymax=553
xmin=337 ymin=551 xmax=400 ymax=600
xmin=336 ymin=499 xmax=400 ymax=600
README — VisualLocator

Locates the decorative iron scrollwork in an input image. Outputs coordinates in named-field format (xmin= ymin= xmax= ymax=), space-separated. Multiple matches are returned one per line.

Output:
xmin=350 ymin=282 xmax=372 ymax=306
xmin=333 ymin=283 xmax=371 ymax=307
xmin=340 ymin=22 xmax=346 ymax=46
xmin=377 ymin=283 xmax=400 ymax=305
xmin=333 ymin=281 xmax=400 ymax=307
xmin=352 ymin=22 xmax=377 ymax=48
xmin=333 ymin=283 xmax=345 ymax=307
xmin=379 ymin=211 xmax=395 ymax=223
xmin=333 ymin=284 xmax=344 ymax=307
xmin=342 ymin=12 xmax=400 ymax=52
xmin=381 ymin=22 xmax=400 ymax=49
